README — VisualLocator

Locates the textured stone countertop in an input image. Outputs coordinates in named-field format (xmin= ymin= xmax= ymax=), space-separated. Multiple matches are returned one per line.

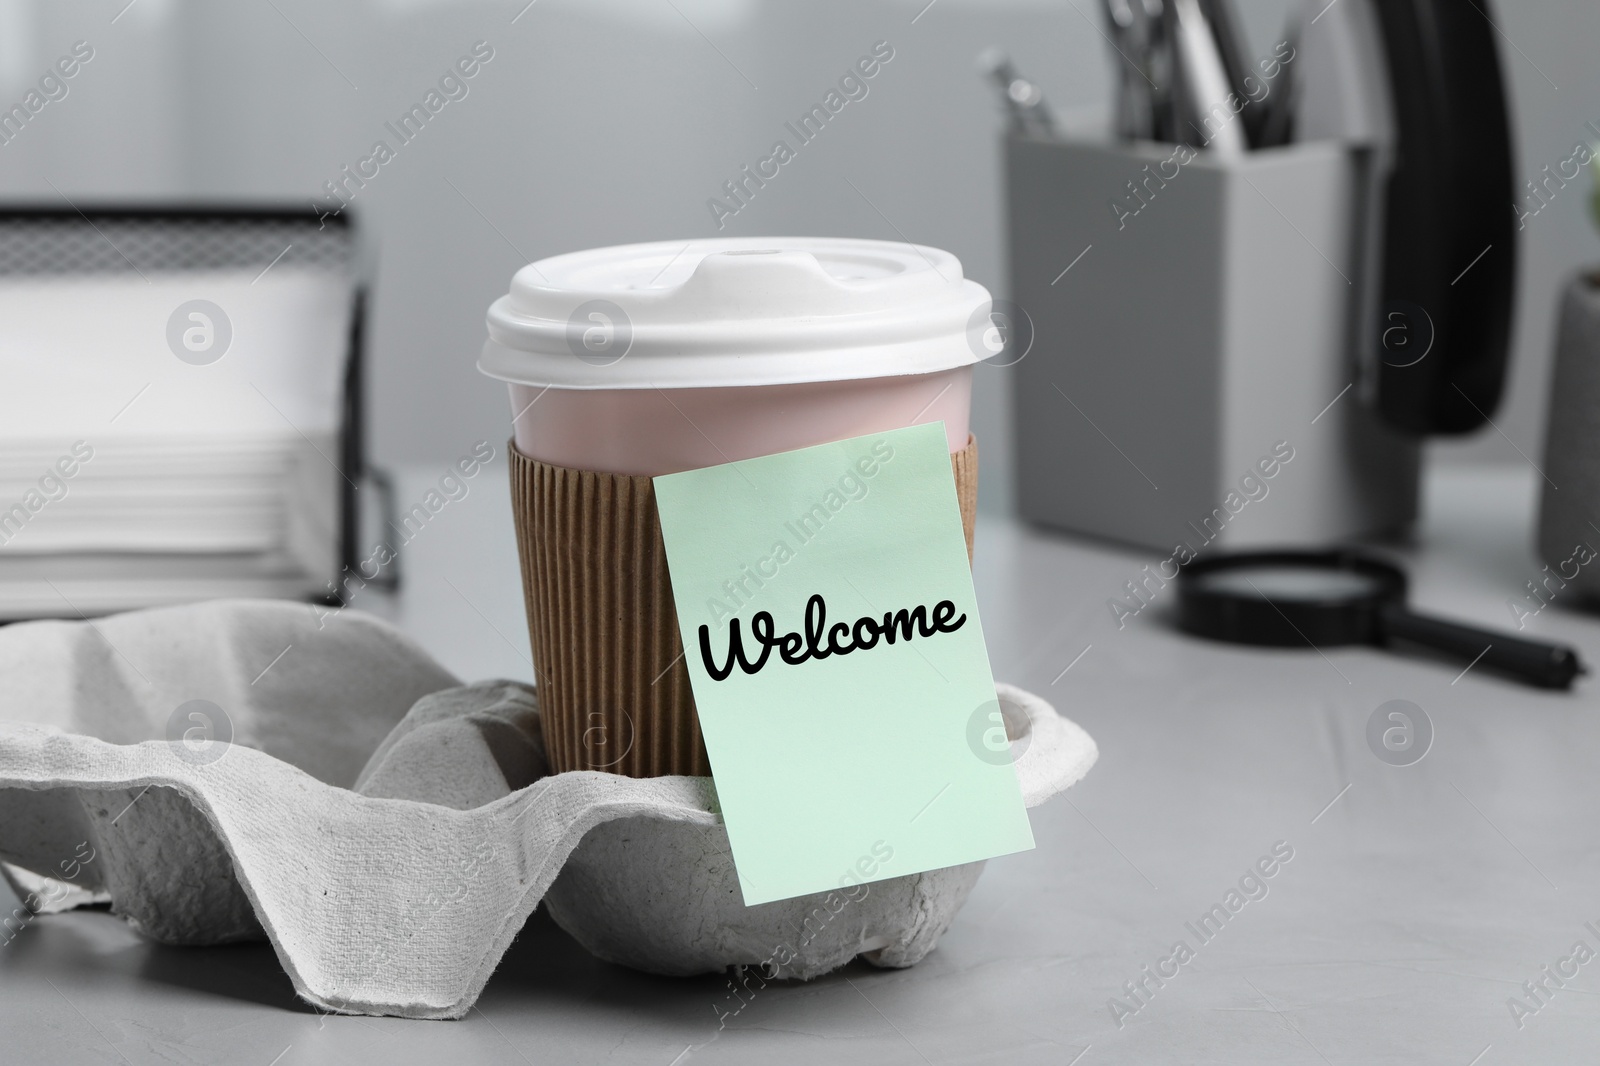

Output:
xmin=6 ymin=463 xmax=1598 ymax=1065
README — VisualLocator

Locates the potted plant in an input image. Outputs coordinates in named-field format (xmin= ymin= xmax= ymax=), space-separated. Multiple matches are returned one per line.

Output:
xmin=1535 ymin=148 xmax=1600 ymax=607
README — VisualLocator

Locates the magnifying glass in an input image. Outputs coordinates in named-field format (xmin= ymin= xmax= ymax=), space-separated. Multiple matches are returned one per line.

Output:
xmin=1175 ymin=549 xmax=1586 ymax=690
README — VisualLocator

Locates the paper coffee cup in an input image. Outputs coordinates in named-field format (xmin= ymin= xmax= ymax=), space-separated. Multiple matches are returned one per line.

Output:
xmin=480 ymin=238 xmax=993 ymax=776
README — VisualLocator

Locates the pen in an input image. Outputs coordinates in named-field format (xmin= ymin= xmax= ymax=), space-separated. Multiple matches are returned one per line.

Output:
xmin=1166 ymin=0 xmax=1247 ymax=153
xmin=1141 ymin=0 xmax=1178 ymax=143
xmin=1196 ymin=0 xmax=1262 ymax=147
xmin=1103 ymin=0 xmax=1153 ymax=140
xmin=978 ymin=48 xmax=1057 ymax=138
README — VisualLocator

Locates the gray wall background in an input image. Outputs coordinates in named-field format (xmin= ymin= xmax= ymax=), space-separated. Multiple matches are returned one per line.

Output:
xmin=1 ymin=0 xmax=1595 ymax=514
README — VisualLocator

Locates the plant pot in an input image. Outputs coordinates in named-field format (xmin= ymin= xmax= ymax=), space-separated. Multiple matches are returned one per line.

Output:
xmin=1537 ymin=270 xmax=1600 ymax=605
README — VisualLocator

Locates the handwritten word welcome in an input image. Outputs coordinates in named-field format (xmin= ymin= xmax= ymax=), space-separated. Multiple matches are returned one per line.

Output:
xmin=700 ymin=593 xmax=966 ymax=681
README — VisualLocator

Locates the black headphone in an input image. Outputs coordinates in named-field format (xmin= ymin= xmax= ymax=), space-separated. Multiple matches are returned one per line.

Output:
xmin=1369 ymin=0 xmax=1518 ymax=435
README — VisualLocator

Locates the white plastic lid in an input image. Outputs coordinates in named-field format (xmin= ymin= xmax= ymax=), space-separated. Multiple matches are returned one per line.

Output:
xmin=477 ymin=236 xmax=993 ymax=390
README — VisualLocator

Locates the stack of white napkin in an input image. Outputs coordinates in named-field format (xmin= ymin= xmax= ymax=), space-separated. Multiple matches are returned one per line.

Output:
xmin=0 ymin=269 xmax=351 ymax=618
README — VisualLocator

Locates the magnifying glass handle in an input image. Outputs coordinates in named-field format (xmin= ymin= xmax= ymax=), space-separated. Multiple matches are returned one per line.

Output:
xmin=1378 ymin=605 xmax=1586 ymax=690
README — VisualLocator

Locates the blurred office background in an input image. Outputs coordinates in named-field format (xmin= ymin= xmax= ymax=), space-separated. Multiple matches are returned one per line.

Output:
xmin=1 ymin=0 xmax=1595 ymax=514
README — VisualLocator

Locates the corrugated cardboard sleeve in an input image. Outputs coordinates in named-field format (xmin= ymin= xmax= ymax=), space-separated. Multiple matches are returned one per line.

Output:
xmin=510 ymin=434 xmax=979 ymax=778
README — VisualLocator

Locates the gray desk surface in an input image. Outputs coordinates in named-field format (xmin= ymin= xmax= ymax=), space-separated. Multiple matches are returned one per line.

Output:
xmin=6 ymin=462 xmax=1600 ymax=1064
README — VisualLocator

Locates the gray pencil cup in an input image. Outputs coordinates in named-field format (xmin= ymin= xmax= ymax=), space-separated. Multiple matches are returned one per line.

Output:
xmin=1004 ymin=132 xmax=1419 ymax=554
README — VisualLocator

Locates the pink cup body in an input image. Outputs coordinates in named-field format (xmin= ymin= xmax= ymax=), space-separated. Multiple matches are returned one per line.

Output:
xmin=509 ymin=367 xmax=972 ymax=476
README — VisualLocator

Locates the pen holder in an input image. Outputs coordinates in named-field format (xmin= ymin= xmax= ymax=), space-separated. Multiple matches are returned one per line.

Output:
xmin=1005 ymin=134 xmax=1419 ymax=553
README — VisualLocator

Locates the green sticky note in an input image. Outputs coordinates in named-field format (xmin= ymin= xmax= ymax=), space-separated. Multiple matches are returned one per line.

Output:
xmin=652 ymin=422 xmax=1034 ymax=906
